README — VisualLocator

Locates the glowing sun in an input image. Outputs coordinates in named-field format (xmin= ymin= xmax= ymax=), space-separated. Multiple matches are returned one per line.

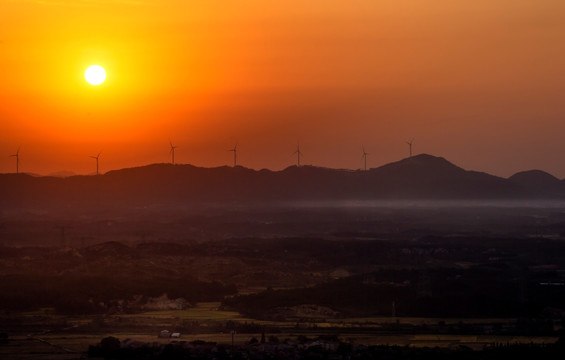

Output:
xmin=85 ymin=65 xmax=106 ymax=85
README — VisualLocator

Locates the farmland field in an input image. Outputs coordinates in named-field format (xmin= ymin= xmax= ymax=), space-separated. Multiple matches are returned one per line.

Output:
xmin=1 ymin=302 xmax=560 ymax=359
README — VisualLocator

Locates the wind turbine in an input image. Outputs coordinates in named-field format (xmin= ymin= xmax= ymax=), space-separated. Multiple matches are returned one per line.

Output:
xmin=228 ymin=143 xmax=238 ymax=167
xmin=89 ymin=152 xmax=101 ymax=176
xmin=56 ymin=225 xmax=72 ymax=248
xmin=406 ymin=138 xmax=414 ymax=158
xmin=10 ymin=147 xmax=20 ymax=174
xmin=169 ymin=141 xmax=177 ymax=164
xmin=362 ymin=145 xmax=369 ymax=171
xmin=293 ymin=143 xmax=303 ymax=167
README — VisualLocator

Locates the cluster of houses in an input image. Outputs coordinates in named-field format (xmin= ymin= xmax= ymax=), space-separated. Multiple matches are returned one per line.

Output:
xmin=99 ymin=337 xmax=349 ymax=359
xmin=91 ymin=336 xmax=562 ymax=359
xmin=158 ymin=330 xmax=181 ymax=338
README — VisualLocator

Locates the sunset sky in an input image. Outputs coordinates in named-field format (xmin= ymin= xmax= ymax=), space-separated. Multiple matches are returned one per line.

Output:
xmin=2 ymin=0 xmax=565 ymax=177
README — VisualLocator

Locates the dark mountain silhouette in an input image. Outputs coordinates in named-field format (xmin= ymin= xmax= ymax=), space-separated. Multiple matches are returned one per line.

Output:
xmin=359 ymin=154 xmax=521 ymax=198
xmin=1 ymin=154 xmax=564 ymax=212
xmin=508 ymin=170 xmax=565 ymax=196
xmin=47 ymin=170 xmax=77 ymax=178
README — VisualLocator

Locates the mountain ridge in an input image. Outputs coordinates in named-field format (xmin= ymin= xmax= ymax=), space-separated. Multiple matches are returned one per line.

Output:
xmin=1 ymin=154 xmax=564 ymax=210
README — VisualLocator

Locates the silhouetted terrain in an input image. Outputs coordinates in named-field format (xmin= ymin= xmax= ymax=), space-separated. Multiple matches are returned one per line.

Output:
xmin=509 ymin=170 xmax=565 ymax=196
xmin=87 ymin=337 xmax=565 ymax=360
xmin=2 ymin=155 xmax=565 ymax=215
xmin=2 ymin=154 xmax=565 ymax=359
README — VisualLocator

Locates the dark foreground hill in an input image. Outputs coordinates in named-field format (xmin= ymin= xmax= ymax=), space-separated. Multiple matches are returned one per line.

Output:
xmin=1 ymin=154 xmax=564 ymax=211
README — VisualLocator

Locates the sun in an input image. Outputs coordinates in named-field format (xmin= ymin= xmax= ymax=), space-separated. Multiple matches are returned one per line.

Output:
xmin=85 ymin=65 xmax=106 ymax=85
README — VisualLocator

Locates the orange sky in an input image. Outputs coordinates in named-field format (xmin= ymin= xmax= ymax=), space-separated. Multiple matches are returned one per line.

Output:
xmin=2 ymin=0 xmax=565 ymax=177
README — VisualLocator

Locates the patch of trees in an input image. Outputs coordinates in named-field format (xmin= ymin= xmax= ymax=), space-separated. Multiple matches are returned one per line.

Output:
xmin=87 ymin=335 xmax=565 ymax=360
xmin=0 ymin=274 xmax=236 ymax=315
xmin=223 ymin=268 xmax=565 ymax=319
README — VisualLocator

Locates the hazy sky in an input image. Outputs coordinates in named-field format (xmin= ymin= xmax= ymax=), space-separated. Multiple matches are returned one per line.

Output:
xmin=2 ymin=0 xmax=565 ymax=177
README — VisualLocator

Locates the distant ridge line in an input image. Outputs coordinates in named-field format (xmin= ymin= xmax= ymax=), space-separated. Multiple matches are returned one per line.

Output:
xmin=1 ymin=154 xmax=565 ymax=207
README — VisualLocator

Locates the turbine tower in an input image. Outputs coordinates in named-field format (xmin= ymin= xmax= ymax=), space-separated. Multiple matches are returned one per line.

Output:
xmin=362 ymin=145 xmax=369 ymax=171
xmin=228 ymin=143 xmax=238 ymax=167
xmin=169 ymin=141 xmax=177 ymax=164
xmin=293 ymin=143 xmax=303 ymax=167
xmin=406 ymin=138 xmax=414 ymax=158
xmin=10 ymin=147 xmax=20 ymax=174
xmin=56 ymin=225 xmax=72 ymax=248
xmin=89 ymin=152 xmax=101 ymax=176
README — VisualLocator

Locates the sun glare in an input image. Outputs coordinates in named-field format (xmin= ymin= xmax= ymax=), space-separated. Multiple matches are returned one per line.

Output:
xmin=85 ymin=65 xmax=106 ymax=85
